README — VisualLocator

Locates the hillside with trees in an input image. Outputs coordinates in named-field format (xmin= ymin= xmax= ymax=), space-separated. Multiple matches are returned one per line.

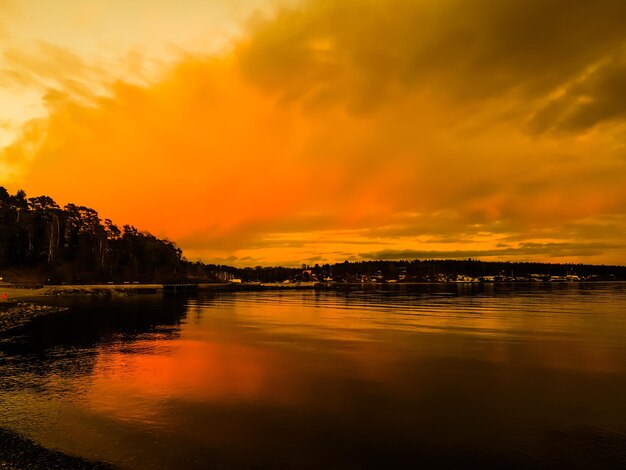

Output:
xmin=0 ymin=187 xmax=187 ymax=284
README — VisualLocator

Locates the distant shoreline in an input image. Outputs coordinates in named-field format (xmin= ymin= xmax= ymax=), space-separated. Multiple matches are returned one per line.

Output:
xmin=0 ymin=281 xmax=318 ymax=301
xmin=2 ymin=279 xmax=625 ymax=303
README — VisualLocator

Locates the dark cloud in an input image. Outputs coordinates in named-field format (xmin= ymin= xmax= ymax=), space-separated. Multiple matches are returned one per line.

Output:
xmin=361 ymin=242 xmax=620 ymax=261
xmin=240 ymin=0 xmax=626 ymax=129
xmin=530 ymin=52 xmax=626 ymax=132
xmin=207 ymin=255 xmax=261 ymax=266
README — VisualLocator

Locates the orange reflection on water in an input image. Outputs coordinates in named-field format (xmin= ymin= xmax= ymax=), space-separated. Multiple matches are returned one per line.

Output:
xmin=82 ymin=337 xmax=299 ymax=426
xmin=76 ymin=289 xmax=626 ymax=429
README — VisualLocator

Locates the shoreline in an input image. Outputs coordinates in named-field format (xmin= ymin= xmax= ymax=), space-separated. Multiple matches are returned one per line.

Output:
xmin=0 ymin=281 xmax=321 ymax=301
xmin=0 ymin=302 xmax=69 ymax=336
xmin=0 ymin=428 xmax=114 ymax=469
xmin=0 ymin=304 xmax=116 ymax=468
xmin=1 ymin=279 xmax=623 ymax=304
xmin=0 ymin=284 xmax=167 ymax=301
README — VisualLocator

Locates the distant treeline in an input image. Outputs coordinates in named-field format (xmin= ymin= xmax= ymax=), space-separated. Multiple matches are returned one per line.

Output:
xmin=220 ymin=259 xmax=626 ymax=282
xmin=1 ymin=187 xmax=625 ymax=284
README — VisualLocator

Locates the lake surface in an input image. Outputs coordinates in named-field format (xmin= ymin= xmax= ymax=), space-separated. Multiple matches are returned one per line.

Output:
xmin=2 ymin=283 xmax=626 ymax=468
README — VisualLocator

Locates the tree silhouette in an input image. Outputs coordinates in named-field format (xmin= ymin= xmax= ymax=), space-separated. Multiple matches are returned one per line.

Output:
xmin=0 ymin=186 xmax=189 ymax=283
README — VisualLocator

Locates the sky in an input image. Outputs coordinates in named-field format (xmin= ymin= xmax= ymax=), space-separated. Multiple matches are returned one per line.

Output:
xmin=1 ymin=0 xmax=626 ymax=267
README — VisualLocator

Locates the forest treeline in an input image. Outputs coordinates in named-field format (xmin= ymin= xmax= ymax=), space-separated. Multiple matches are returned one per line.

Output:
xmin=0 ymin=187 xmax=195 ymax=283
xmin=1 ymin=187 xmax=625 ymax=284
xmin=224 ymin=259 xmax=626 ymax=282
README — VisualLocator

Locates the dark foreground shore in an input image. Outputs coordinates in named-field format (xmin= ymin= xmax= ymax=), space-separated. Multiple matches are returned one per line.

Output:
xmin=0 ymin=428 xmax=114 ymax=469
xmin=1 ymin=303 xmax=116 ymax=468
xmin=0 ymin=302 xmax=68 ymax=336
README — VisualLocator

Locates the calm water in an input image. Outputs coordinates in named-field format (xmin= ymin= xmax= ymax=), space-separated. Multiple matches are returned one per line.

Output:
xmin=2 ymin=283 xmax=626 ymax=468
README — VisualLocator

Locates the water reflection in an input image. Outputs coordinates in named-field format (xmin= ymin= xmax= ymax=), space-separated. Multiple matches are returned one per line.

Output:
xmin=1 ymin=284 xmax=626 ymax=468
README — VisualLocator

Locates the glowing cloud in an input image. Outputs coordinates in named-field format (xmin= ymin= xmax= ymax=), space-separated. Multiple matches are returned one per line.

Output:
xmin=2 ymin=0 xmax=626 ymax=265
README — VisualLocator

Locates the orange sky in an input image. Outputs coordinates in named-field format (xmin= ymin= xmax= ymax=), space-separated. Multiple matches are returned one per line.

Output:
xmin=1 ymin=0 xmax=626 ymax=266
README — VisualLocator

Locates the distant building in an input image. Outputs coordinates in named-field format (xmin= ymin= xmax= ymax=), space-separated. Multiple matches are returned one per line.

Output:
xmin=455 ymin=275 xmax=477 ymax=283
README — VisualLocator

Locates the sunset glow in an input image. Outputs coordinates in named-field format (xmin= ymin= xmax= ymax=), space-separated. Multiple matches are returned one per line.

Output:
xmin=2 ymin=0 xmax=626 ymax=266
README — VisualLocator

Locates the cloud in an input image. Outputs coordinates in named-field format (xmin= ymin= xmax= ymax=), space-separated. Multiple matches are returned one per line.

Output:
xmin=2 ymin=0 xmax=626 ymax=265
xmin=530 ymin=51 xmax=626 ymax=132
xmin=239 ymin=0 xmax=626 ymax=128
xmin=0 ymin=0 xmax=14 ymax=14
xmin=0 ymin=41 xmax=110 ymax=100
xmin=0 ymin=0 xmax=13 ymax=40
xmin=361 ymin=242 xmax=621 ymax=261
